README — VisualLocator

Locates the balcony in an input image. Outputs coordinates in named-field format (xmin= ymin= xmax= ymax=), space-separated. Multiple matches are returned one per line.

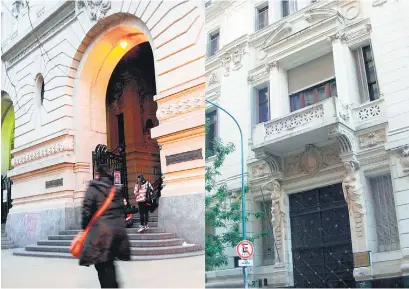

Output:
xmin=252 ymin=97 xmax=386 ymax=155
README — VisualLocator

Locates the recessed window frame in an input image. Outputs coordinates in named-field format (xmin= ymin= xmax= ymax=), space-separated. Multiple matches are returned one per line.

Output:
xmin=35 ymin=74 xmax=45 ymax=108
xmin=255 ymin=2 xmax=269 ymax=31
xmin=355 ymin=44 xmax=380 ymax=103
xmin=207 ymin=29 xmax=220 ymax=57
xmin=289 ymin=78 xmax=337 ymax=112
xmin=206 ymin=108 xmax=218 ymax=157
xmin=257 ymin=86 xmax=270 ymax=124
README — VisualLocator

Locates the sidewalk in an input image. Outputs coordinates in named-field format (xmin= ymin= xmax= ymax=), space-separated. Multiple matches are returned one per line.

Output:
xmin=1 ymin=250 xmax=204 ymax=288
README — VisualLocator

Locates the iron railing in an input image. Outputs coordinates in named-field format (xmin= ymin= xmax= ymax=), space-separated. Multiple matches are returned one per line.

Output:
xmin=1 ymin=175 xmax=12 ymax=224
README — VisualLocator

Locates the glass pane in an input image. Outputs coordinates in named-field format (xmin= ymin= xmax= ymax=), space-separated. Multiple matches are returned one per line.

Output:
xmin=304 ymin=90 xmax=314 ymax=106
xmin=364 ymin=47 xmax=373 ymax=61
xmin=258 ymin=8 xmax=268 ymax=30
xmin=290 ymin=94 xmax=299 ymax=112
xmin=331 ymin=81 xmax=337 ymax=97
xmin=259 ymin=103 xmax=269 ymax=123
xmin=317 ymin=86 xmax=326 ymax=101
xmin=258 ymin=88 xmax=268 ymax=104
xmin=366 ymin=61 xmax=377 ymax=83
xmin=369 ymin=83 xmax=380 ymax=101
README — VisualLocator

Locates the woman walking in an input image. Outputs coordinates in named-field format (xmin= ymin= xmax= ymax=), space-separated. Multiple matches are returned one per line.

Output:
xmin=134 ymin=174 xmax=154 ymax=233
xmin=80 ymin=164 xmax=131 ymax=288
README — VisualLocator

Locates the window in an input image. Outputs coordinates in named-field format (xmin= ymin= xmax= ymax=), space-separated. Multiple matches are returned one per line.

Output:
xmin=117 ymin=113 xmax=125 ymax=145
xmin=40 ymin=80 xmax=45 ymax=105
xmin=206 ymin=109 xmax=217 ymax=156
xmin=362 ymin=46 xmax=380 ymax=101
xmin=369 ymin=175 xmax=400 ymax=252
xmin=256 ymin=5 xmax=268 ymax=31
xmin=355 ymin=45 xmax=380 ymax=103
xmin=257 ymin=87 xmax=270 ymax=123
xmin=208 ymin=31 xmax=219 ymax=57
xmin=290 ymin=79 xmax=337 ymax=112
xmin=261 ymin=201 xmax=274 ymax=265
xmin=282 ymin=0 xmax=290 ymax=17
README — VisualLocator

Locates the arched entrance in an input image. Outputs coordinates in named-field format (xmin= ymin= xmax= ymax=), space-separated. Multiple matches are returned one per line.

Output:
xmin=94 ymin=42 xmax=162 ymax=202
xmin=1 ymin=92 xmax=15 ymax=223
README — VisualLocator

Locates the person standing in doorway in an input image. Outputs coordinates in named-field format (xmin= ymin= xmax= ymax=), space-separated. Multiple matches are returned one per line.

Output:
xmin=134 ymin=174 xmax=154 ymax=233
xmin=80 ymin=164 xmax=131 ymax=288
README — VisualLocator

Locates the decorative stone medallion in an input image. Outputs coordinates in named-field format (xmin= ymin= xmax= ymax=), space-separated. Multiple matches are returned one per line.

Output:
xmin=359 ymin=129 xmax=386 ymax=149
xmin=301 ymin=145 xmax=322 ymax=176
xmin=76 ymin=0 xmax=111 ymax=21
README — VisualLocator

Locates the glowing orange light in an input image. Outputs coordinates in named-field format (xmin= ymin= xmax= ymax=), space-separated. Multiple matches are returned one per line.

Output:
xmin=120 ymin=41 xmax=128 ymax=49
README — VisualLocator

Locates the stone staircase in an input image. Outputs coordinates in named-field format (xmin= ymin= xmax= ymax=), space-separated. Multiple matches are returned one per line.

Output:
xmin=13 ymin=215 xmax=203 ymax=260
xmin=2 ymin=224 xmax=18 ymax=250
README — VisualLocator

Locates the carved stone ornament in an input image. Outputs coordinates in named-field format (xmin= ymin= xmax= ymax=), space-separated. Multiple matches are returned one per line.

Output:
xmin=266 ymin=180 xmax=285 ymax=262
xmin=359 ymin=129 xmax=386 ymax=149
xmin=76 ymin=0 xmax=111 ymax=21
xmin=12 ymin=0 xmax=26 ymax=19
xmin=398 ymin=145 xmax=409 ymax=173
xmin=342 ymin=160 xmax=364 ymax=237
xmin=301 ymin=145 xmax=323 ymax=176
xmin=372 ymin=0 xmax=387 ymax=7
xmin=109 ymin=98 xmax=124 ymax=115
xmin=284 ymin=144 xmax=341 ymax=177
xmin=11 ymin=139 xmax=75 ymax=167
xmin=252 ymin=162 xmax=271 ymax=178
xmin=232 ymin=46 xmax=245 ymax=71
xmin=157 ymin=94 xmax=205 ymax=120
xmin=207 ymin=71 xmax=219 ymax=87
xmin=327 ymin=32 xmax=347 ymax=43
xmin=338 ymin=104 xmax=350 ymax=123
xmin=222 ymin=54 xmax=231 ymax=77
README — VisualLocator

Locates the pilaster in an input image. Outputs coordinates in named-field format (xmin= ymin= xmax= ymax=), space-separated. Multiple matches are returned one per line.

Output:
xmin=268 ymin=61 xmax=289 ymax=119
xmin=330 ymin=35 xmax=361 ymax=105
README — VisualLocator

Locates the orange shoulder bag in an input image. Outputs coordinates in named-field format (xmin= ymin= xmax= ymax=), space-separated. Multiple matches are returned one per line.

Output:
xmin=70 ymin=186 xmax=116 ymax=258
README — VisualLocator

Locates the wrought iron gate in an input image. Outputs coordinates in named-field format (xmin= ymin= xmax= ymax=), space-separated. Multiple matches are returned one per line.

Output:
xmin=1 ymin=176 xmax=12 ymax=224
xmin=92 ymin=144 xmax=128 ymax=199
xmin=290 ymin=184 xmax=355 ymax=288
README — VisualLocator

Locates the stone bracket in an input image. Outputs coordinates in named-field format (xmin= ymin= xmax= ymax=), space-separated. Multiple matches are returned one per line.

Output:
xmin=253 ymin=147 xmax=283 ymax=179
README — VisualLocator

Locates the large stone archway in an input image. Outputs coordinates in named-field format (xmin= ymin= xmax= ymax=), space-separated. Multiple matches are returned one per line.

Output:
xmin=3 ymin=1 xmax=205 ymax=247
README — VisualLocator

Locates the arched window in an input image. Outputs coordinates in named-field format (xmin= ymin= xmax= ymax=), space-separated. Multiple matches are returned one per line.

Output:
xmin=36 ymin=74 xmax=45 ymax=107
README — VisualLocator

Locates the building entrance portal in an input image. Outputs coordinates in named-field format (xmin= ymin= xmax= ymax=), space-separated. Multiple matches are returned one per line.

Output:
xmin=98 ymin=42 xmax=161 ymax=203
xmin=290 ymin=183 xmax=355 ymax=288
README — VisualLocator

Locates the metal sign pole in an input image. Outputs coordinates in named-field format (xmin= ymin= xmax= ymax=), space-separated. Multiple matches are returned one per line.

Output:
xmin=205 ymin=100 xmax=247 ymax=288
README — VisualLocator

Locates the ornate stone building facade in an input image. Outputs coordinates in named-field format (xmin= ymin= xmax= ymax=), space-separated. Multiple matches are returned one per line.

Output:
xmin=1 ymin=0 xmax=205 ymax=251
xmin=205 ymin=0 xmax=409 ymax=287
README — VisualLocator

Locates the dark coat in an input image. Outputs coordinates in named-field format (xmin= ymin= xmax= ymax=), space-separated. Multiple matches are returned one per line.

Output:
xmin=79 ymin=177 xmax=131 ymax=266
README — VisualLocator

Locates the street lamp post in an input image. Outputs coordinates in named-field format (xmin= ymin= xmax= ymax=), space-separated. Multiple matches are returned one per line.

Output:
xmin=205 ymin=99 xmax=248 ymax=289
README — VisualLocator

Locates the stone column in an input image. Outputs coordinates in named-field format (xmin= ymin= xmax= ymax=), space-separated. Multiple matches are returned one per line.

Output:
xmin=330 ymin=35 xmax=361 ymax=105
xmin=268 ymin=61 xmax=289 ymax=119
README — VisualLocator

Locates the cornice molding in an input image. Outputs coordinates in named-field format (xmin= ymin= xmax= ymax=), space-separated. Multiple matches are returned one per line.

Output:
xmin=2 ymin=1 xmax=76 ymax=67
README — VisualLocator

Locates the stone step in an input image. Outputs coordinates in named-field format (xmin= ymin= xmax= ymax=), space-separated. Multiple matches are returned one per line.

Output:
xmin=2 ymin=244 xmax=18 ymax=250
xmin=2 ymin=240 xmax=15 ymax=245
xmin=59 ymin=227 xmax=165 ymax=235
xmin=69 ymin=221 xmax=158 ymax=230
xmin=13 ymin=248 xmax=204 ymax=261
xmin=49 ymin=232 xmax=177 ymax=241
xmin=130 ymin=244 xmax=202 ymax=255
xmin=25 ymin=244 xmax=201 ymax=255
xmin=38 ymin=238 xmax=184 ymax=247
xmin=2 ymin=237 xmax=11 ymax=242
xmin=132 ymin=216 xmax=158 ymax=221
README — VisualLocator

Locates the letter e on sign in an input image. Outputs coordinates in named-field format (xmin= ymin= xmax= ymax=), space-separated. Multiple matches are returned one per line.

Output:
xmin=236 ymin=240 xmax=254 ymax=259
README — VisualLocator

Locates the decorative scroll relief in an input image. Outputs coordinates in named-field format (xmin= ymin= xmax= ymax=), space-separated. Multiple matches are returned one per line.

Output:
xmin=372 ymin=0 xmax=387 ymax=7
xmin=222 ymin=45 xmax=247 ymax=77
xmin=252 ymin=161 xmax=271 ymax=178
xmin=76 ymin=0 xmax=111 ymax=21
xmin=284 ymin=144 xmax=342 ymax=177
xmin=265 ymin=105 xmax=324 ymax=137
xmin=359 ymin=129 xmax=386 ymax=149
xmin=156 ymin=94 xmax=205 ymax=121
xmin=342 ymin=160 xmax=364 ymax=237
xmin=247 ymin=61 xmax=277 ymax=83
xmin=398 ymin=145 xmax=409 ymax=173
xmin=206 ymin=71 xmax=220 ymax=88
xmin=11 ymin=138 xmax=75 ymax=167
xmin=265 ymin=180 xmax=285 ymax=261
